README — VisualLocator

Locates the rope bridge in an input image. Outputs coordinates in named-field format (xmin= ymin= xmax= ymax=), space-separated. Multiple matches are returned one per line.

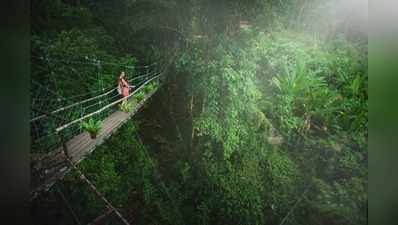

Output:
xmin=31 ymin=56 xmax=163 ymax=153
xmin=30 ymin=52 xmax=177 ymax=224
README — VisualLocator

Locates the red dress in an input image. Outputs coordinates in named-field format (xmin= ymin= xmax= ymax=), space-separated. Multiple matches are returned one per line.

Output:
xmin=119 ymin=78 xmax=129 ymax=97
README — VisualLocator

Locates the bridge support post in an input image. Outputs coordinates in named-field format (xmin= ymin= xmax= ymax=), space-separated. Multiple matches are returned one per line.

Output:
xmin=60 ymin=133 xmax=69 ymax=159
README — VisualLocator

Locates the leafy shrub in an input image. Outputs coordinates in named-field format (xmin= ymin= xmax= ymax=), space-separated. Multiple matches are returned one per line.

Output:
xmin=143 ymin=82 xmax=157 ymax=94
xmin=80 ymin=118 xmax=101 ymax=138
xmin=119 ymin=100 xmax=133 ymax=113
xmin=135 ymin=90 xmax=146 ymax=102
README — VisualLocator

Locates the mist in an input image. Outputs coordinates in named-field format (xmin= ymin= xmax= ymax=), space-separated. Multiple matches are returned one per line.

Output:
xmin=297 ymin=0 xmax=368 ymax=41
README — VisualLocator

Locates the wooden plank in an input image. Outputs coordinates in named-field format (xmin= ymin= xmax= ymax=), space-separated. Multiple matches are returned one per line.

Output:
xmin=68 ymin=112 xmax=128 ymax=162
xmin=67 ymin=111 xmax=126 ymax=160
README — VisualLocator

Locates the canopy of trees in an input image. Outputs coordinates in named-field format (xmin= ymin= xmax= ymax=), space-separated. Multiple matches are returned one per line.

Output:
xmin=31 ymin=1 xmax=367 ymax=225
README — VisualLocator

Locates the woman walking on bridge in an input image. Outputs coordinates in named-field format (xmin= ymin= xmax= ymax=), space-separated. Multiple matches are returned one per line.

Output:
xmin=117 ymin=72 xmax=134 ymax=102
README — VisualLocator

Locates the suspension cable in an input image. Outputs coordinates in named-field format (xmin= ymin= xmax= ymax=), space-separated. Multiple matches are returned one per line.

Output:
xmin=67 ymin=158 xmax=131 ymax=225
xmin=55 ymin=185 xmax=83 ymax=225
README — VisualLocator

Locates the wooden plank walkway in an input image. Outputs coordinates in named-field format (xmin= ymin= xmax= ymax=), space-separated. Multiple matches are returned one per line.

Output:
xmin=31 ymin=88 xmax=158 ymax=199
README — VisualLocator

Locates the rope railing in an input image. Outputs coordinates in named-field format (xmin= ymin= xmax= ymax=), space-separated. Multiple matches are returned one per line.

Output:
xmin=42 ymin=67 xmax=156 ymax=102
xmin=31 ymin=79 xmax=147 ymax=150
xmin=56 ymin=51 xmax=177 ymax=132
xmin=55 ymin=73 xmax=162 ymax=133
xmin=31 ymin=55 xmax=162 ymax=105
xmin=30 ymin=64 xmax=161 ymax=123
xmin=34 ymin=63 xmax=152 ymax=98
xmin=31 ymin=68 xmax=164 ymax=156
xmin=30 ymin=88 xmax=115 ymax=123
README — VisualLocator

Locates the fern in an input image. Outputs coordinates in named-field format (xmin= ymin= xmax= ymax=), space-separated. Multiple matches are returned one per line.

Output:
xmin=80 ymin=118 xmax=101 ymax=137
xmin=119 ymin=101 xmax=133 ymax=113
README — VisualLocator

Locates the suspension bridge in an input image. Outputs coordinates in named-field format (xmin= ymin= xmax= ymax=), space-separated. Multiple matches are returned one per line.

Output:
xmin=30 ymin=51 xmax=176 ymax=224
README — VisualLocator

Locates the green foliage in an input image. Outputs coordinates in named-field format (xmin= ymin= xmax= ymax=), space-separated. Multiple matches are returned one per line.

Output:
xmin=80 ymin=118 xmax=102 ymax=137
xmin=255 ymin=31 xmax=367 ymax=225
xmin=31 ymin=0 xmax=94 ymax=33
xmin=135 ymin=90 xmax=146 ymax=102
xmin=32 ymin=1 xmax=367 ymax=225
xmin=178 ymin=32 xmax=264 ymax=160
xmin=174 ymin=31 xmax=274 ymax=224
xmin=311 ymin=177 xmax=367 ymax=225
xmin=32 ymin=29 xmax=137 ymax=98
xmin=119 ymin=100 xmax=134 ymax=113
xmin=175 ymin=29 xmax=367 ymax=225
xmin=264 ymin=149 xmax=300 ymax=212
xmin=256 ymin=31 xmax=367 ymax=135
xmin=143 ymin=82 xmax=158 ymax=94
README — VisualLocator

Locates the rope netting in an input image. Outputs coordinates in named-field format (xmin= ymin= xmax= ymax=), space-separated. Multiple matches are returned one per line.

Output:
xmin=31 ymin=55 xmax=168 ymax=154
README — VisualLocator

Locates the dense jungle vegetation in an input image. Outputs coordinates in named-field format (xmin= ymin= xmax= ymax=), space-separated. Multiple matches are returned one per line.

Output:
xmin=31 ymin=0 xmax=367 ymax=225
